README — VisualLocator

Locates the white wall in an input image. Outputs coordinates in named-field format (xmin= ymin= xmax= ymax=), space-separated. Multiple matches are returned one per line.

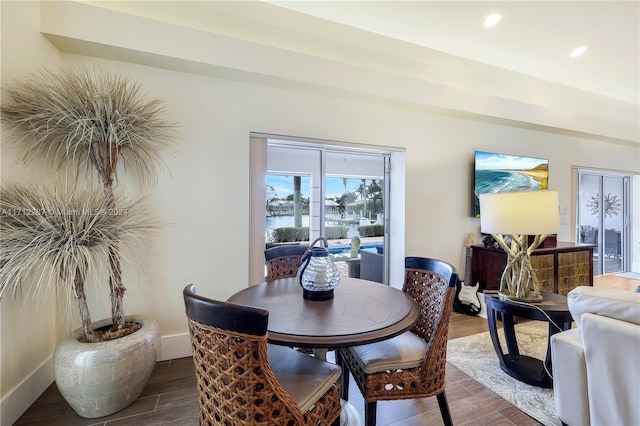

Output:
xmin=0 ymin=2 xmax=63 ymax=424
xmin=1 ymin=2 xmax=639 ymax=424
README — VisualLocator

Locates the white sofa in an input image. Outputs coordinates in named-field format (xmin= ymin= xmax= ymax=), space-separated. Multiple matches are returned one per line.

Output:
xmin=551 ymin=286 xmax=640 ymax=426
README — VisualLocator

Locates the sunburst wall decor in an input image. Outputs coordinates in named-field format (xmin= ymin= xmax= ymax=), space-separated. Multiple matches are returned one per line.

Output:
xmin=586 ymin=193 xmax=621 ymax=217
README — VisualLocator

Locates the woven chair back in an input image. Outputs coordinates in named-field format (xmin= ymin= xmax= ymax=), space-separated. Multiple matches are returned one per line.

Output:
xmin=403 ymin=257 xmax=457 ymax=343
xmin=402 ymin=257 xmax=458 ymax=395
xmin=264 ymin=244 xmax=309 ymax=281
xmin=183 ymin=285 xmax=307 ymax=425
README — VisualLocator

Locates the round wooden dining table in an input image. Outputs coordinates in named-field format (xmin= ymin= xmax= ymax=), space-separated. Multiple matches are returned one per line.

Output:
xmin=227 ymin=276 xmax=420 ymax=350
xmin=228 ymin=276 xmax=420 ymax=426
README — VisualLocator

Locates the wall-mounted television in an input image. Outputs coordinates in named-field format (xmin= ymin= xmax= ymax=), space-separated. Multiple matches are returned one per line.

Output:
xmin=473 ymin=150 xmax=549 ymax=217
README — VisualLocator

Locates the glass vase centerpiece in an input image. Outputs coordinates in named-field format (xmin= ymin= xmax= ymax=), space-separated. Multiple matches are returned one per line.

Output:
xmin=298 ymin=237 xmax=341 ymax=300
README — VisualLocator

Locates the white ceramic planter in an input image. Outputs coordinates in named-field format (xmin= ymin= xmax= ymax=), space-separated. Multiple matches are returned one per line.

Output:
xmin=53 ymin=315 xmax=159 ymax=418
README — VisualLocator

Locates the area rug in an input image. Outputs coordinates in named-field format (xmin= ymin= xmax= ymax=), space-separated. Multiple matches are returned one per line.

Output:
xmin=447 ymin=322 xmax=561 ymax=426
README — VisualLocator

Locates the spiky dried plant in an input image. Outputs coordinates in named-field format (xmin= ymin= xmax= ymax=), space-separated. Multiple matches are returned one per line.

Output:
xmin=1 ymin=68 xmax=175 ymax=186
xmin=1 ymin=67 xmax=176 ymax=332
xmin=0 ymin=183 xmax=158 ymax=342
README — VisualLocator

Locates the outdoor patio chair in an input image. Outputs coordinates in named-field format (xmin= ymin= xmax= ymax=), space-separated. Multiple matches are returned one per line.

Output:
xmin=338 ymin=257 xmax=458 ymax=426
xmin=264 ymin=244 xmax=309 ymax=281
xmin=183 ymin=284 xmax=342 ymax=425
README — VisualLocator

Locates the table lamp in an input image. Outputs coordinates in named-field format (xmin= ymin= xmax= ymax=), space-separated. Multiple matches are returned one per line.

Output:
xmin=479 ymin=190 xmax=560 ymax=302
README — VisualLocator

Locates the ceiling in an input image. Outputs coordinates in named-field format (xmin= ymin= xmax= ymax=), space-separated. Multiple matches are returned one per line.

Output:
xmin=265 ymin=1 xmax=639 ymax=105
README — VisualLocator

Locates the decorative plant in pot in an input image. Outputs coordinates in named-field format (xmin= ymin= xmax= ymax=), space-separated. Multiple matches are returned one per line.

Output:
xmin=0 ymin=68 xmax=176 ymax=418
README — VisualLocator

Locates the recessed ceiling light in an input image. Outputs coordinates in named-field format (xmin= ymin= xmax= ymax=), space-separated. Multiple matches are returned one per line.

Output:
xmin=570 ymin=46 xmax=587 ymax=58
xmin=484 ymin=13 xmax=501 ymax=28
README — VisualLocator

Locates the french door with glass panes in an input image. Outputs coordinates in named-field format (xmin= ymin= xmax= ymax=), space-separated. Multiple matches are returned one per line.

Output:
xmin=577 ymin=172 xmax=629 ymax=275
xmin=265 ymin=142 xmax=390 ymax=282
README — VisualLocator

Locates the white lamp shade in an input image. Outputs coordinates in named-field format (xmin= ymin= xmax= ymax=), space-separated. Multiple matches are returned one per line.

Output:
xmin=479 ymin=190 xmax=560 ymax=235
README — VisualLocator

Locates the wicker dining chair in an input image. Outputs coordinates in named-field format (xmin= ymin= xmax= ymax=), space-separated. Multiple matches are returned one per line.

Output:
xmin=338 ymin=257 xmax=458 ymax=426
xmin=183 ymin=284 xmax=342 ymax=426
xmin=264 ymin=244 xmax=309 ymax=281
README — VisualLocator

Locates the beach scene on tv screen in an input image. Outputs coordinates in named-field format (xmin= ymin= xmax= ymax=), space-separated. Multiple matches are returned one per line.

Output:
xmin=474 ymin=151 xmax=549 ymax=216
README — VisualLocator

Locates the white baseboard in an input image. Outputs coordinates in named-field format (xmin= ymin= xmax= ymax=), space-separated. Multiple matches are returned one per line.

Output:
xmin=158 ymin=332 xmax=192 ymax=361
xmin=1 ymin=357 xmax=54 ymax=426
xmin=1 ymin=333 xmax=192 ymax=425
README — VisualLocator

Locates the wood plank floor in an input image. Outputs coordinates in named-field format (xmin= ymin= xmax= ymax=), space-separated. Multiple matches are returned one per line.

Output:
xmin=593 ymin=273 xmax=639 ymax=292
xmin=14 ymin=312 xmax=539 ymax=426
xmin=14 ymin=274 xmax=636 ymax=425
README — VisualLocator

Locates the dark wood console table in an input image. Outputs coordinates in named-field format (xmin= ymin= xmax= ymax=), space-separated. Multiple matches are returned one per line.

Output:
xmin=471 ymin=242 xmax=595 ymax=294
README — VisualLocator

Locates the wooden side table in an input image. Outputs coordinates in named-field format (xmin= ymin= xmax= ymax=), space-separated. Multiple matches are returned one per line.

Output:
xmin=484 ymin=291 xmax=574 ymax=388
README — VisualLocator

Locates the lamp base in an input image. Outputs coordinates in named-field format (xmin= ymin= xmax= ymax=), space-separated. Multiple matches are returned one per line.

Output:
xmin=498 ymin=291 xmax=543 ymax=304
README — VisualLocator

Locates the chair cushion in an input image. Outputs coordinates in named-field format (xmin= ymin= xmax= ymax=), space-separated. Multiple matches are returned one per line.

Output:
xmin=347 ymin=331 xmax=428 ymax=374
xmin=268 ymin=344 xmax=341 ymax=413
xmin=568 ymin=286 xmax=640 ymax=330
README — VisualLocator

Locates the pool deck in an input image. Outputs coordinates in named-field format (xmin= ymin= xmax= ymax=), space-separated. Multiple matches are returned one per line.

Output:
xmin=327 ymin=236 xmax=383 ymax=276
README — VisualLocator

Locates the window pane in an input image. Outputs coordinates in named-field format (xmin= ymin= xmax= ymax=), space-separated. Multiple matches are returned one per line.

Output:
xmin=578 ymin=174 xmax=601 ymax=274
xmin=266 ymin=174 xmax=310 ymax=244
xmin=578 ymin=172 xmax=628 ymax=275
xmin=603 ymin=176 xmax=624 ymax=273
xmin=325 ymin=176 xmax=384 ymax=280
xmin=263 ymin=144 xmax=391 ymax=284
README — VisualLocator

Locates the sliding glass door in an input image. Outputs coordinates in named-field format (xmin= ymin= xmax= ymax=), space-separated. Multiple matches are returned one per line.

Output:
xmin=264 ymin=141 xmax=389 ymax=282
xmin=577 ymin=172 xmax=629 ymax=275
